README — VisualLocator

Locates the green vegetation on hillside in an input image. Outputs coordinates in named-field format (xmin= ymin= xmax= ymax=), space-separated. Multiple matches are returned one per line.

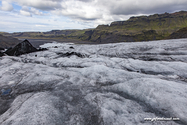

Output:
xmin=168 ymin=27 xmax=187 ymax=39
xmin=78 ymin=11 xmax=187 ymax=42
xmin=79 ymin=11 xmax=187 ymax=42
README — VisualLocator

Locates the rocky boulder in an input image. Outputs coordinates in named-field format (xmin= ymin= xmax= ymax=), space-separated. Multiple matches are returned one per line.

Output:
xmin=5 ymin=39 xmax=37 ymax=56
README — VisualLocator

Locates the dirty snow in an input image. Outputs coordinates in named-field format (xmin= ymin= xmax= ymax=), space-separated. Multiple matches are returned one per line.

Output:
xmin=0 ymin=38 xmax=187 ymax=125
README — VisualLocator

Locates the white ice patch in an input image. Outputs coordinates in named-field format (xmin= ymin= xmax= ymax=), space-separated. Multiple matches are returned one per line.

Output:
xmin=8 ymin=81 xmax=15 ymax=85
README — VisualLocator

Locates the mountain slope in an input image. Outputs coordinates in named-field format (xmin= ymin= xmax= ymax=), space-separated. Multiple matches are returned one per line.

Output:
xmin=168 ymin=27 xmax=187 ymax=39
xmin=0 ymin=34 xmax=21 ymax=49
xmin=80 ymin=11 xmax=187 ymax=42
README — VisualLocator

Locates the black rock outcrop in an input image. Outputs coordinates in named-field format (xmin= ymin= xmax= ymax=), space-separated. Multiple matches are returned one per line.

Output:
xmin=69 ymin=46 xmax=74 ymax=49
xmin=38 ymin=47 xmax=48 ymax=51
xmin=5 ymin=39 xmax=37 ymax=56
xmin=56 ymin=52 xmax=89 ymax=58
xmin=0 ymin=47 xmax=4 ymax=50
xmin=0 ymin=52 xmax=4 ymax=57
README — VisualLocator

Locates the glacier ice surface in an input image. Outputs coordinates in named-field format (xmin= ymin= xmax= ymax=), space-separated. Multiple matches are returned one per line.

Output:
xmin=0 ymin=39 xmax=187 ymax=125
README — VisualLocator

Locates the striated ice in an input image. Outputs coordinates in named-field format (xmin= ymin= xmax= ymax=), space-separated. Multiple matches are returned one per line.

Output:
xmin=0 ymin=38 xmax=187 ymax=125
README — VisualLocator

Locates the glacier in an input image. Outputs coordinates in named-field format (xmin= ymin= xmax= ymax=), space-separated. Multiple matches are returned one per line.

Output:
xmin=0 ymin=38 xmax=187 ymax=125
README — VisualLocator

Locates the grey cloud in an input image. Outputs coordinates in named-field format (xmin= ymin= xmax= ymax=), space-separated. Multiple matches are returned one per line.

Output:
xmin=20 ymin=10 xmax=32 ymax=16
xmin=20 ymin=6 xmax=44 ymax=16
xmin=0 ymin=1 xmax=13 ymax=11
xmin=8 ymin=0 xmax=187 ymax=25
xmin=61 ymin=11 xmax=102 ymax=21
xmin=77 ymin=0 xmax=93 ymax=2
xmin=103 ymin=0 xmax=187 ymax=15
xmin=28 ymin=4 xmax=61 ymax=11
xmin=72 ymin=15 xmax=100 ymax=21
xmin=11 ymin=0 xmax=62 ymax=11
xmin=51 ymin=0 xmax=63 ymax=1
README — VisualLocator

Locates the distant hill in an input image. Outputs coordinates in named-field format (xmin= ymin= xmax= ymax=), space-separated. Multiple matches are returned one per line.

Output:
xmin=2 ymin=11 xmax=187 ymax=43
xmin=4 ymin=30 xmax=90 ymax=39
xmin=0 ymin=34 xmax=21 ymax=49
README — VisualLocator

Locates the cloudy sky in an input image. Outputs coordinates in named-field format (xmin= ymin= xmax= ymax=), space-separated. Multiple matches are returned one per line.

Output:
xmin=0 ymin=0 xmax=187 ymax=33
